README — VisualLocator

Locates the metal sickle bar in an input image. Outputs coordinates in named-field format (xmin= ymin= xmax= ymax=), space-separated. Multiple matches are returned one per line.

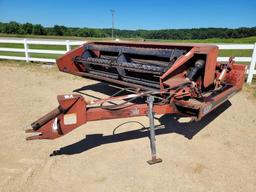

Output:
xmin=118 ymin=61 xmax=164 ymax=73
xmin=74 ymin=57 xmax=164 ymax=75
xmin=86 ymin=44 xmax=187 ymax=58
xmin=72 ymin=43 xmax=188 ymax=91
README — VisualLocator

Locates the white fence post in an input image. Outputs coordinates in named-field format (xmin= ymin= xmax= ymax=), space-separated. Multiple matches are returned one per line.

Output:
xmin=246 ymin=43 xmax=256 ymax=84
xmin=66 ymin=40 xmax=71 ymax=52
xmin=23 ymin=38 xmax=29 ymax=62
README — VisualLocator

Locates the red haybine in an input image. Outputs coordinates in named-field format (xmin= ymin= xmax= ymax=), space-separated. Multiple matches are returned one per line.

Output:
xmin=26 ymin=41 xmax=245 ymax=164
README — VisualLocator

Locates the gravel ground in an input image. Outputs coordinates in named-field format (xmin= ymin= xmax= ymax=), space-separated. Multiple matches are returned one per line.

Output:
xmin=0 ymin=63 xmax=255 ymax=192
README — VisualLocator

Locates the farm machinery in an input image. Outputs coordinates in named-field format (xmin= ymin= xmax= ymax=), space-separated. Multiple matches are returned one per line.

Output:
xmin=26 ymin=41 xmax=245 ymax=164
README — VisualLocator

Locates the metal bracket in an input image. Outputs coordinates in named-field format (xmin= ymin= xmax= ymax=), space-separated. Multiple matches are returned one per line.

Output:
xmin=146 ymin=96 xmax=162 ymax=165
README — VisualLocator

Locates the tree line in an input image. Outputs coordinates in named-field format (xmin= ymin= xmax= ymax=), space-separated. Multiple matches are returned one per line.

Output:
xmin=0 ymin=21 xmax=256 ymax=40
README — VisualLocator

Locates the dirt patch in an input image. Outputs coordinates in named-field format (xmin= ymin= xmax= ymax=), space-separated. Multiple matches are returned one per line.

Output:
xmin=0 ymin=63 xmax=256 ymax=192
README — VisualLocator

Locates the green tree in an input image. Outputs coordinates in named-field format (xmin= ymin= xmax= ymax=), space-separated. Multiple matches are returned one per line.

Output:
xmin=53 ymin=25 xmax=67 ymax=36
xmin=32 ymin=24 xmax=45 ymax=35
xmin=22 ymin=23 xmax=33 ymax=34
xmin=1 ymin=21 xmax=256 ymax=40
xmin=5 ymin=21 xmax=20 ymax=34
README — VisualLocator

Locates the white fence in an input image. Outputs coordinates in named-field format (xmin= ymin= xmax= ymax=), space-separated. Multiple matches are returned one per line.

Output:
xmin=0 ymin=38 xmax=85 ymax=63
xmin=0 ymin=38 xmax=255 ymax=83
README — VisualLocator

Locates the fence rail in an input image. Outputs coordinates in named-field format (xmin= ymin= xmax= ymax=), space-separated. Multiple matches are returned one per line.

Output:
xmin=0 ymin=38 xmax=255 ymax=83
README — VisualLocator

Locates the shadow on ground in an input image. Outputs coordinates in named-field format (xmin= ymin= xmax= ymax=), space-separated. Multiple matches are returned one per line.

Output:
xmin=73 ymin=82 xmax=145 ymax=104
xmin=50 ymin=82 xmax=232 ymax=156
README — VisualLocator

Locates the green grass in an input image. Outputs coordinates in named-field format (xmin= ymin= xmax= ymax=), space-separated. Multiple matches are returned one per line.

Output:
xmin=0 ymin=51 xmax=61 ymax=59
xmin=147 ymin=36 xmax=256 ymax=44
xmin=219 ymin=50 xmax=252 ymax=57
xmin=0 ymin=42 xmax=66 ymax=59
xmin=1 ymin=33 xmax=255 ymax=43
xmin=0 ymin=33 xmax=85 ymax=40
xmin=0 ymin=43 xmax=66 ymax=50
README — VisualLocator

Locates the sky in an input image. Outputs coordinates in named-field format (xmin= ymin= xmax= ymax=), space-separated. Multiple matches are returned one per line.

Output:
xmin=0 ymin=0 xmax=255 ymax=30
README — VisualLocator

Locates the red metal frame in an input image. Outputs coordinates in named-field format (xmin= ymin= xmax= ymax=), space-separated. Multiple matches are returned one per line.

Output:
xmin=26 ymin=41 xmax=246 ymax=164
xmin=26 ymin=92 xmax=177 ymax=140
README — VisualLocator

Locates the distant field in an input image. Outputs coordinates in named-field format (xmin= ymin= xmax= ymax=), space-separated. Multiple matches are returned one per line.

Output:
xmin=1 ymin=33 xmax=256 ymax=43
xmin=149 ymin=36 xmax=256 ymax=44
xmin=0 ymin=34 xmax=255 ymax=60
